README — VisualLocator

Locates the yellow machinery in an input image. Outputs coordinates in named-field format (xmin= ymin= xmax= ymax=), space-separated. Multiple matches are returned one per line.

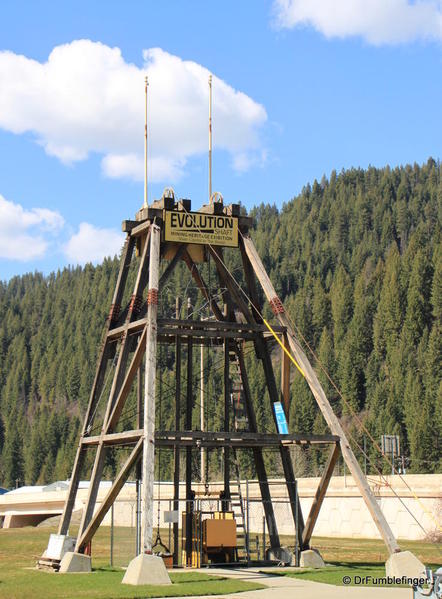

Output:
xmin=181 ymin=511 xmax=237 ymax=567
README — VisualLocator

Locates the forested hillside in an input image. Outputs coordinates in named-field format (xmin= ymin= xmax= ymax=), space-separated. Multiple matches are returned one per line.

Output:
xmin=0 ymin=159 xmax=440 ymax=488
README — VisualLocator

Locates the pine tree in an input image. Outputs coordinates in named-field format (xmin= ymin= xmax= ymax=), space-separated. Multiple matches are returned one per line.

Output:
xmin=1 ymin=416 xmax=24 ymax=488
xmin=330 ymin=265 xmax=352 ymax=352
xmin=0 ymin=160 xmax=440 ymax=481
xmin=373 ymin=245 xmax=403 ymax=360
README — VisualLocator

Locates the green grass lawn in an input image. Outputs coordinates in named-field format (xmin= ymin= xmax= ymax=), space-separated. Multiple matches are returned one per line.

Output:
xmin=0 ymin=526 xmax=264 ymax=599
xmin=272 ymin=535 xmax=442 ymax=587
xmin=1 ymin=524 xmax=440 ymax=596
xmin=309 ymin=535 xmax=442 ymax=566
xmin=273 ymin=563 xmax=439 ymax=587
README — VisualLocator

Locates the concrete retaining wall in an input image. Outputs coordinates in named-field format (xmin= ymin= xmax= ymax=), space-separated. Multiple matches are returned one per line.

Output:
xmin=1 ymin=474 xmax=440 ymax=541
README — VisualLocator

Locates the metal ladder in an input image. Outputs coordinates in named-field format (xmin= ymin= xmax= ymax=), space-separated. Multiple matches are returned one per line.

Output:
xmin=231 ymin=449 xmax=248 ymax=561
xmin=229 ymin=346 xmax=249 ymax=562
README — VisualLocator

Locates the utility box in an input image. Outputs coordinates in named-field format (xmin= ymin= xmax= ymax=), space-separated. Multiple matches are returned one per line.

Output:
xmin=203 ymin=518 xmax=236 ymax=548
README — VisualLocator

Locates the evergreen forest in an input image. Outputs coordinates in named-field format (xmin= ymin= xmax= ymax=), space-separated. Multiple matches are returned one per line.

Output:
xmin=0 ymin=159 xmax=440 ymax=489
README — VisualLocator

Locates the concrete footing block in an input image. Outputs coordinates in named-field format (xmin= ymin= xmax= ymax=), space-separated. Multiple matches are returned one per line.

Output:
xmin=59 ymin=551 xmax=92 ymax=573
xmin=300 ymin=548 xmax=325 ymax=568
xmin=266 ymin=546 xmax=293 ymax=565
xmin=122 ymin=553 xmax=171 ymax=586
xmin=385 ymin=551 xmax=426 ymax=579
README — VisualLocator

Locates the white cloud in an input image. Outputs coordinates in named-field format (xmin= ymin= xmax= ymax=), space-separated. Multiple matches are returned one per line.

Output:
xmin=232 ymin=149 xmax=269 ymax=173
xmin=0 ymin=41 xmax=267 ymax=182
xmin=272 ymin=0 xmax=442 ymax=45
xmin=0 ymin=194 xmax=64 ymax=261
xmin=64 ymin=222 xmax=124 ymax=265
xmin=101 ymin=153 xmax=185 ymax=182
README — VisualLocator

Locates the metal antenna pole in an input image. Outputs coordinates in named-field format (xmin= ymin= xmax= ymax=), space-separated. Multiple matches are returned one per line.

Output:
xmin=144 ymin=76 xmax=149 ymax=208
xmin=208 ymin=74 xmax=212 ymax=201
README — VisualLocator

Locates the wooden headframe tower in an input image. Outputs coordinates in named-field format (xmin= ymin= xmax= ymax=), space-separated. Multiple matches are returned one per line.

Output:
xmin=52 ymin=192 xmax=400 ymax=567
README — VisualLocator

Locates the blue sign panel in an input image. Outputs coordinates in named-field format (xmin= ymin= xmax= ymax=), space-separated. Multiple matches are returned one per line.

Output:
xmin=273 ymin=401 xmax=288 ymax=435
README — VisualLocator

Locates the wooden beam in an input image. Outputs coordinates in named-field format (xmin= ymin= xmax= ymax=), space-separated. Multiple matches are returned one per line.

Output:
xmin=131 ymin=219 xmax=151 ymax=237
xmin=236 ymin=344 xmax=280 ymax=549
xmin=208 ymin=247 xmax=254 ymax=325
xmin=159 ymin=244 xmax=187 ymax=287
xmin=75 ymin=444 xmax=108 ymax=552
xmin=107 ymin=317 xmax=146 ymax=340
xmin=239 ymin=237 xmax=263 ymax=325
xmin=281 ymin=332 xmax=291 ymax=421
xmin=183 ymin=250 xmax=224 ymax=321
xmin=243 ymin=234 xmax=401 ymax=555
xmin=58 ymin=235 xmax=135 ymax=536
xmin=76 ymin=438 xmax=143 ymax=552
xmin=82 ymin=429 xmax=339 ymax=448
xmin=238 ymin=240 xmax=306 ymax=548
xmin=105 ymin=228 xmax=151 ymax=423
xmin=106 ymin=328 xmax=147 ymax=431
xmin=185 ymin=297 xmax=194 ymax=565
xmin=57 ymin=445 xmax=85 ymax=536
xmin=223 ymin=339 xmax=230 ymax=502
xmin=173 ymin=297 xmax=181 ymax=566
xmin=302 ymin=443 xmax=340 ymax=548
xmin=158 ymin=327 xmax=258 ymax=341
xmin=256 ymin=334 xmax=305 ymax=549
xmin=82 ymin=429 xmax=143 ymax=446
xmin=77 ymin=229 xmax=152 ymax=545
xmin=108 ymin=317 xmax=285 ymax=342
xmin=158 ymin=318 xmax=285 ymax=333
xmin=142 ymin=223 xmax=161 ymax=554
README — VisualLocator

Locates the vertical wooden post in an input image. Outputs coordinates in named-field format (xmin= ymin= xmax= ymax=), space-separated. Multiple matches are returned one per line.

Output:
xmin=243 ymin=235 xmax=400 ymax=555
xmin=185 ymin=297 xmax=193 ymax=565
xmin=200 ymin=343 xmax=206 ymax=485
xmin=142 ymin=224 xmax=160 ymax=554
xmin=281 ymin=332 xmax=291 ymax=421
xmin=136 ymin=364 xmax=142 ymax=555
xmin=223 ymin=338 xmax=231 ymax=507
xmin=257 ymin=337 xmax=305 ymax=549
xmin=77 ymin=230 xmax=152 ymax=549
xmin=173 ymin=297 xmax=181 ymax=566
xmin=236 ymin=345 xmax=280 ymax=549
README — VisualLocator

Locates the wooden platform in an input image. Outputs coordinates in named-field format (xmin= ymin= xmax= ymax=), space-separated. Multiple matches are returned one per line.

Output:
xmin=36 ymin=556 xmax=61 ymax=572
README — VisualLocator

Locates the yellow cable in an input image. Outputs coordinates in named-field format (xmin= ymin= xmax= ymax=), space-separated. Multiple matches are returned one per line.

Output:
xmin=177 ymin=207 xmax=440 ymax=536
xmin=263 ymin=318 xmax=306 ymax=379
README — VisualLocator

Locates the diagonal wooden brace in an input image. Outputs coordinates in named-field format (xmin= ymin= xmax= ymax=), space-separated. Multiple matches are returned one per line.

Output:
xmin=242 ymin=234 xmax=401 ymax=555
xmin=76 ymin=438 xmax=143 ymax=552
xmin=302 ymin=442 xmax=340 ymax=547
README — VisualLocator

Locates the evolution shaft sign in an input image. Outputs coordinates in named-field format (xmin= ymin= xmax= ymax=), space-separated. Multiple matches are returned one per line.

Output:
xmin=164 ymin=210 xmax=238 ymax=247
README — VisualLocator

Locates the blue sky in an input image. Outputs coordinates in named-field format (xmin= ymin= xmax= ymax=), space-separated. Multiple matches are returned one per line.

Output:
xmin=0 ymin=0 xmax=441 ymax=279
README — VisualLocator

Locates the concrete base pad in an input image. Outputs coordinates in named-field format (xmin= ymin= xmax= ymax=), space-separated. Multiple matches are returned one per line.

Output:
xmin=385 ymin=550 xmax=426 ymax=579
xmin=266 ymin=546 xmax=293 ymax=565
xmin=59 ymin=552 xmax=91 ymax=573
xmin=300 ymin=549 xmax=325 ymax=568
xmin=122 ymin=553 xmax=171 ymax=586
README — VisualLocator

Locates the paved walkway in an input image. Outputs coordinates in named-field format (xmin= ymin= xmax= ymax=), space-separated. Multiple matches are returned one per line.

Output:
xmin=173 ymin=567 xmax=411 ymax=598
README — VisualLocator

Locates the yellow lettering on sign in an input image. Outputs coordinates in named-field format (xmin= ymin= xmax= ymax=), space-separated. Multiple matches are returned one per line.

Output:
xmin=164 ymin=210 xmax=238 ymax=247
